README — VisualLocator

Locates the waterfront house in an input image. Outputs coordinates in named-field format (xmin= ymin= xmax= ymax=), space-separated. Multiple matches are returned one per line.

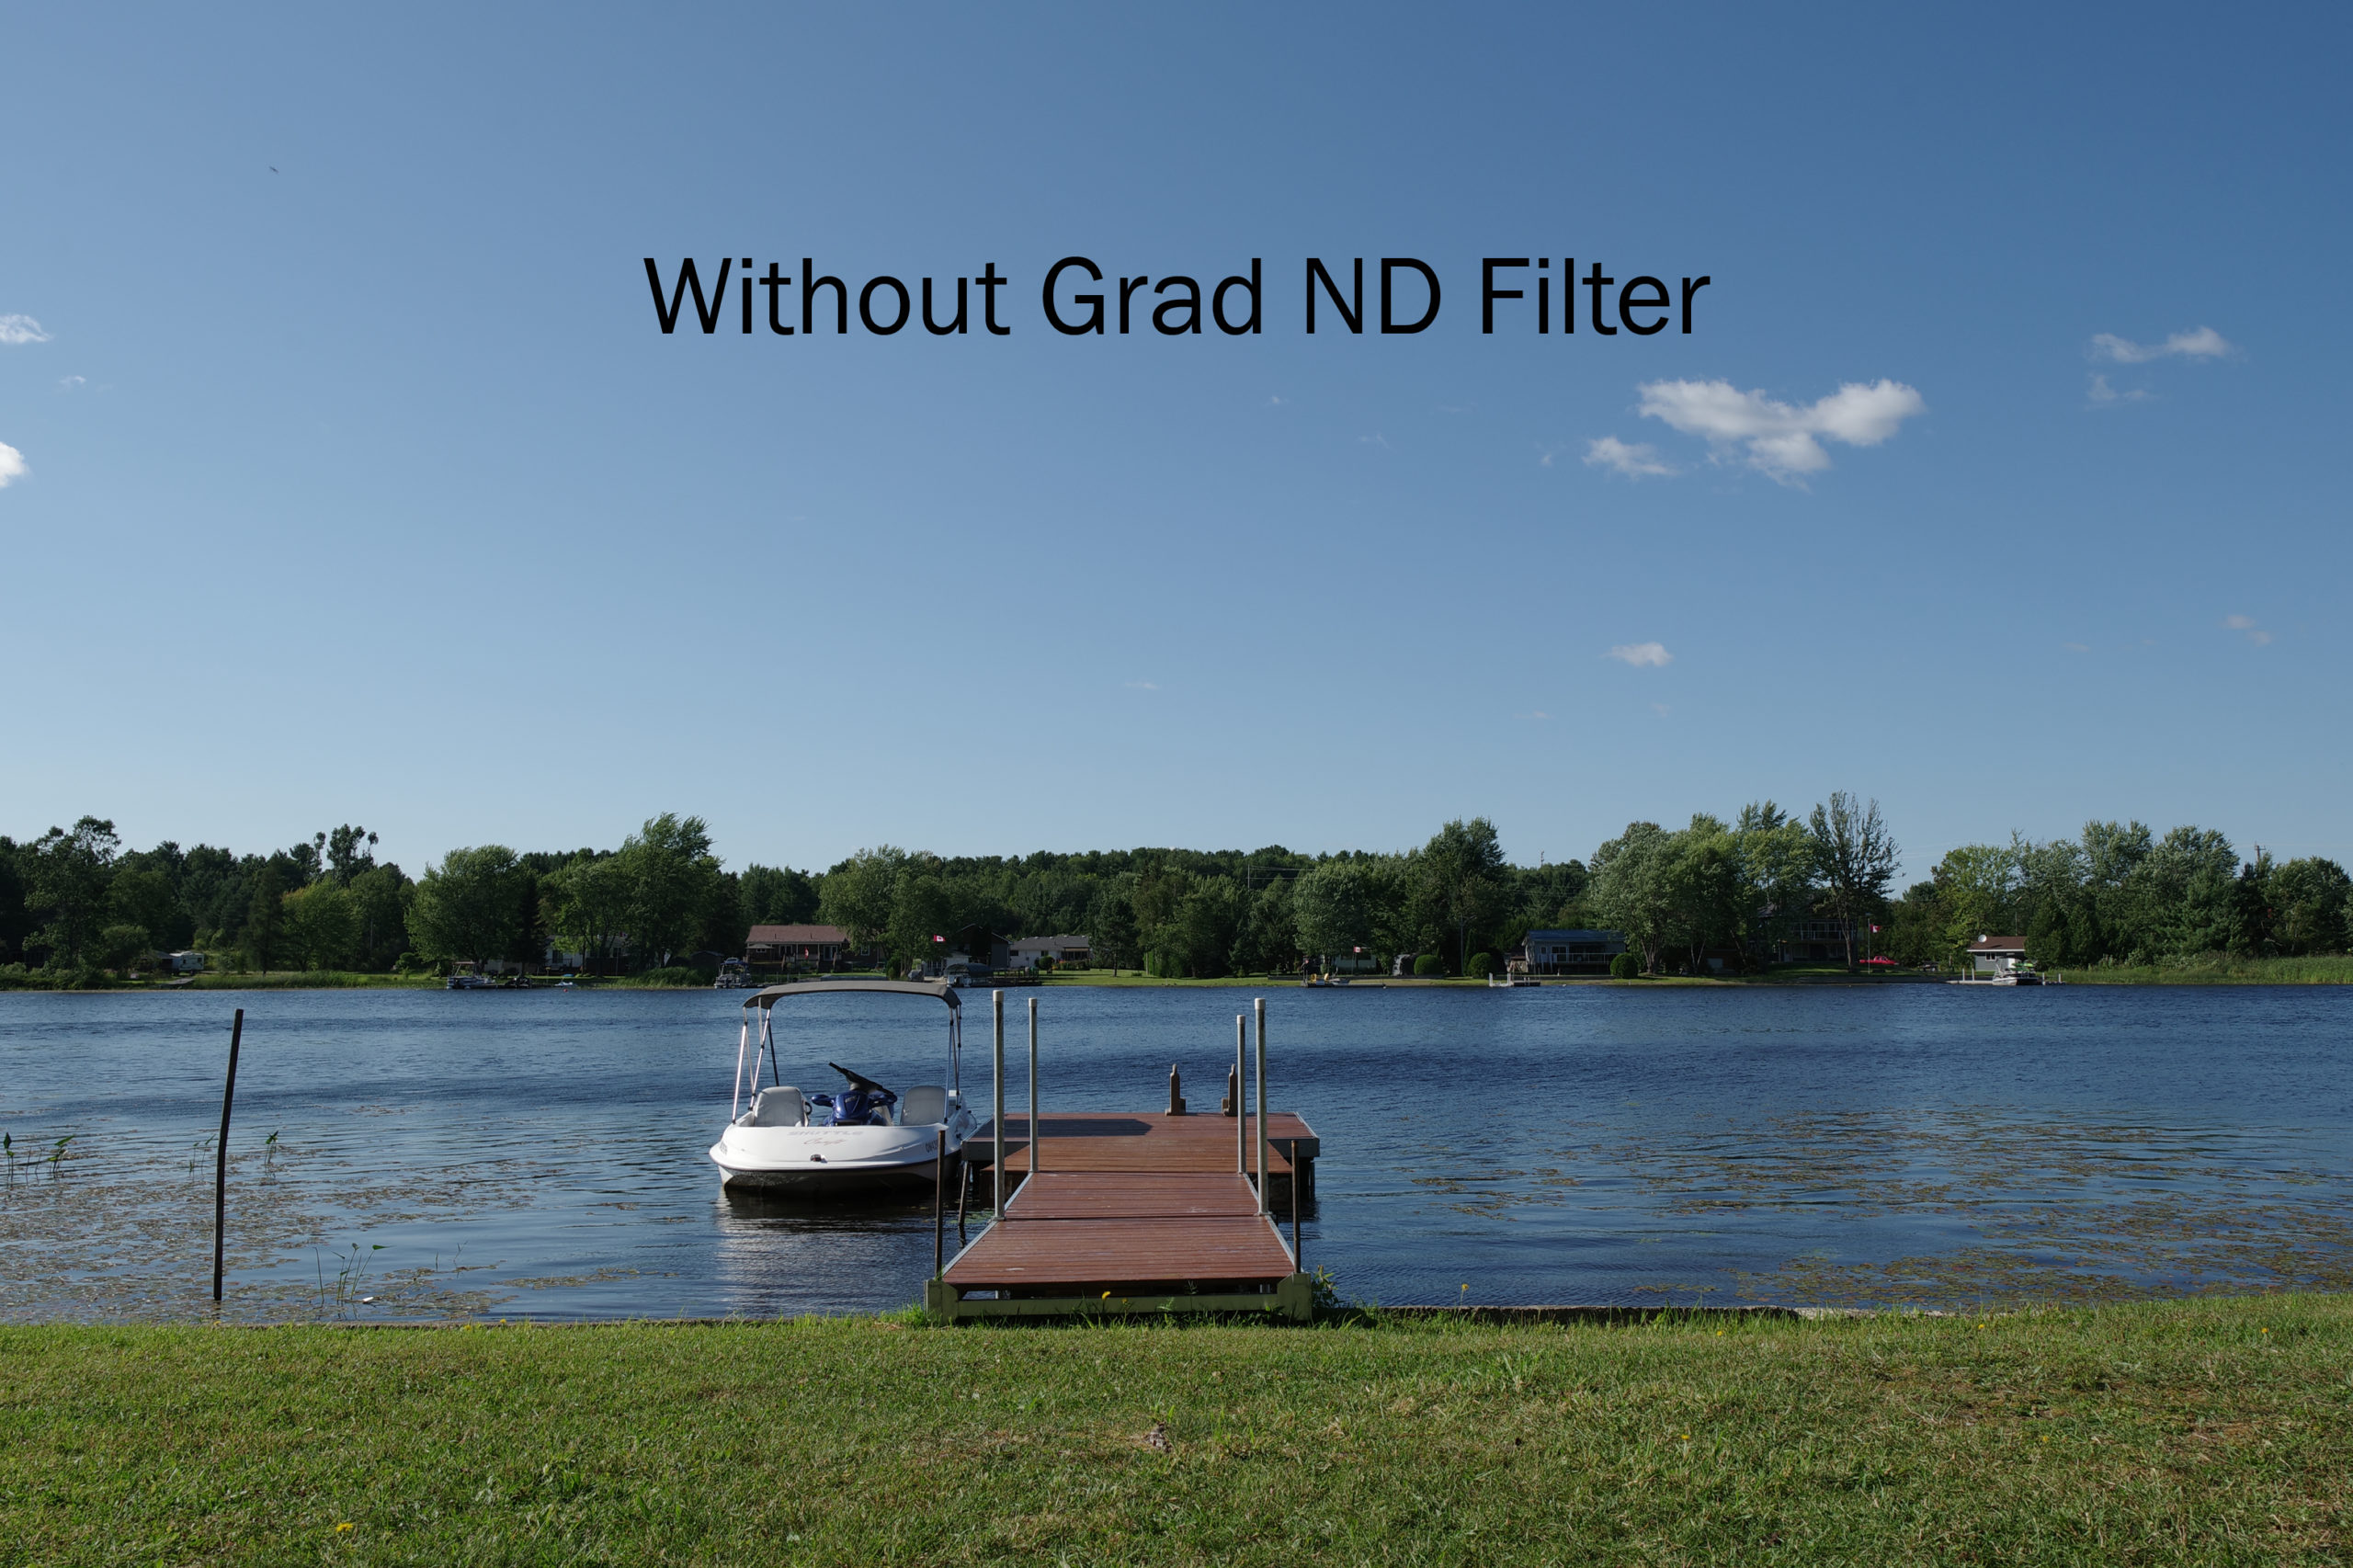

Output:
xmin=1006 ymin=934 xmax=1091 ymax=970
xmin=1518 ymin=929 xmax=1627 ymax=974
xmin=1968 ymin=935 xmax=2029 ymax=976
xmin=166 ymin=950 xmax=207 ymax=974
xmin=746 ymin=923 xmax=853 ymax=970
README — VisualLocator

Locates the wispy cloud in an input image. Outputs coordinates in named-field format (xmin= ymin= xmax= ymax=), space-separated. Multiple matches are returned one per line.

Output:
xmin=0 ymin=315 xmax=51 ymax=346
xmin=2086 ymin=374 xmax=2149 ymax=406
xmin=2223 ymin=614 xmax=2272 ymax=647
xmin=1123 ymin=679 xmax=1160 ymax=690
xmin=2092 ymin=326 xmax=2233 ymax=364
xmin=1650 ymin=702 xmax=1671 ymax=716
xmin=1357 ymin=434 xmax=1391 ymax=449
xmin=1635 ymin=378 xmax=1925 ymax=483
xmin=0 ymin=442 xmax=27 ymax=488
xmin=1582 ymin=436 xmax=1675 ymax=480
xmin=1607 ymin=642 xmax=1673 ymax=668
xmin=2063 ymin=642 xmax=2090 ymax=653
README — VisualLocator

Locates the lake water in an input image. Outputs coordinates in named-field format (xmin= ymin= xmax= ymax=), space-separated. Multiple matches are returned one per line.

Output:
xmin=3 ymin=983 xmax=2348 ymax=1323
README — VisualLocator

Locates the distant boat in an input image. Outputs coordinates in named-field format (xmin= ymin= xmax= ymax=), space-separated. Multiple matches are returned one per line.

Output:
xmin=712 ymin=958 xmax=759 ymax=990
xmin=444 ymin=972 xmax=494 ymax=990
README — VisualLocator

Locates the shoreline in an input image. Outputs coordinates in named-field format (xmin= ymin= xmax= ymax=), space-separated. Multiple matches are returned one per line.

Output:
xmin=6 ymin=963 xmax=2347 ymax=994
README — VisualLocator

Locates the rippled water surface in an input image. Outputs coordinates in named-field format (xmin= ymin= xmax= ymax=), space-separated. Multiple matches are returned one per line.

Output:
xmin=3 ymin=983 xmax=2348 ymax=1321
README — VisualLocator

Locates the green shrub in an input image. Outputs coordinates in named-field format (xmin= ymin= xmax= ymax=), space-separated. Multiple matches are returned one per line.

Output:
xmin=1609 ymin=953 xmax=1641 ymax=979
xmin=620 ymin=966 xmax=703 ymax=987
xmin=1466 ymin=951 xmax=1498 ymax=978
xmin=1413 ymin=954 xmax=1445 ymax=977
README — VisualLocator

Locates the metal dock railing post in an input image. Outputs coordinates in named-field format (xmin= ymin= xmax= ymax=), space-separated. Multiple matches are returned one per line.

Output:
xmin=1028 ymin=995 xmax=1040 ymax=1175
xmin=1234 ymin=1015 xmax=1246 ymax=1175
xmin=934 ymin=1128 xmax=946 ymax=1278
xmin=993 ymin=990 xmax=1006 ymax=1214
xmin=1255 ymin=996 xmax=1268 ymax=1216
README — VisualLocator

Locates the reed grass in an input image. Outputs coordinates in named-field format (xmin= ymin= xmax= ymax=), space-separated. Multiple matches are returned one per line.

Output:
xmin=3 ymin=1294 xmax=2347 ymax=1565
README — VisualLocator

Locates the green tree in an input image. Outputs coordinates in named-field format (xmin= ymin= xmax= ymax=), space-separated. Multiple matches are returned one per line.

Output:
xmin=28 ymin=817 xmax=120 ymax=968
xmin=1294 ymin=862 xmax=1373 ymax=968
xmin=97 ymin=924 xmax=152 ymax=968
xmin=281 ymin=881 xmax=359 ymax=971
xmin=408 ymin=846 xmax=523 ymax=970
xmin=1808 ymin=793 xmax=1899 ymax=969
xmin=325 ymin=825 xmax=379 ymax=883
xmin=1665 ymin=819 xmax=1745 ymax=972
xmin=1588 ymin=822 xmax=1677 ymax=973
xmin=243 ymin=860 xmax=287 ymax=972
xmin=616 ymin=813 xmax=722 ymax=968
xmin=2270 ymin=857 xmax=2351 ymax=955
xmin=1932 ymin=842 xmax=2023 ymax=960
xmin=741 ymin=863 xmax=821 ymax=926
xmin=347 ymin=865 xmax=413 ymax=971
xmin=541 ymin=855 xmax=630 ymax=973
xmin=1733 ymin=801 xmax=1816 ymax=958
xmin=1086 ymin=879 xmax=1141 ymax=974
xmin=820 ymin=846 xmax=909 ymax=955
xmin=1418 ymin=818 xmax=1508 ymax=974
xmin=106 ymin=867 xmax=178 ymax=953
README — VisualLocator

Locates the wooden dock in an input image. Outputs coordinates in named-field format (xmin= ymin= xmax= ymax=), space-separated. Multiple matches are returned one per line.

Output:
xmin=927 ymin=1112 xmax=1318 ymax=1322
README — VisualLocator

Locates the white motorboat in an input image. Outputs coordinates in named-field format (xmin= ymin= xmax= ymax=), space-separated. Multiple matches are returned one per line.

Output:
xmin=708 ymin=979 xmax=976 ymax=1196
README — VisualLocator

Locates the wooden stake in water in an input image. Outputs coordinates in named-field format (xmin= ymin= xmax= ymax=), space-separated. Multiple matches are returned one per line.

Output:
xmin=211 ymin=1008 xmax=243 ymax=1304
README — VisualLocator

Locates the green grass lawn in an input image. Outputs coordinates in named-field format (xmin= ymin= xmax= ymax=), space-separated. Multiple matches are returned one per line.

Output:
xmin=4 ymin=1297 xmax=2347 ymax=1565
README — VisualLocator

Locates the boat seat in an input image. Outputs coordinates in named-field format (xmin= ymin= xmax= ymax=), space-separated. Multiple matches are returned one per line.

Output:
xmin=899 ymin=1085 xmax=948 ymax=1126
xmin=750 ymin=1085 xmax=805 ymax=1127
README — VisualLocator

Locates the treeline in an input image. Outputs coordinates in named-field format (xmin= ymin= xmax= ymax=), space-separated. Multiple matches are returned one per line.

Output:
xmin=0 ymin=814 xmax=818 ymax=980
xmin=2 ymin=797 xmax=2344 ymax=984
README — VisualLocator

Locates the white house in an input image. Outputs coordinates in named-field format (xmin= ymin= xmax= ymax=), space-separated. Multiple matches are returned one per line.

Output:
xmin=1006 ymin=934 xmax=1091 ymax=971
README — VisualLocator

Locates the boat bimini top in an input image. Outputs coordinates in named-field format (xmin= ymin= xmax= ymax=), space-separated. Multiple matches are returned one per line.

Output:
xmin=731 ymin=979 xmax=963 ymax=1124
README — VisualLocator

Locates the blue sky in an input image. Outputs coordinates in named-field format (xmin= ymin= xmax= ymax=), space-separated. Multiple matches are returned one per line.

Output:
xmin=3 ymin=3 xmax=2346 ymax=881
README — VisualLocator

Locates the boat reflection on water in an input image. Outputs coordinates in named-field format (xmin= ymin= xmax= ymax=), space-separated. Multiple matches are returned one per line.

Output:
xmin=710 ymin=1183 xmax=959 ymax=1316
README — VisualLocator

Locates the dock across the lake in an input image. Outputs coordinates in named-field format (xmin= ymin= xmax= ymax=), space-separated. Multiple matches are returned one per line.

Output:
xmin=928 ymin=1110 xmax=1319 ymax=1322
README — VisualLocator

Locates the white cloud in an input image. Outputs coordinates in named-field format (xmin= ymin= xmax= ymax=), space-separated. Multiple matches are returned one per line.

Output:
xmin=2063 ymin=642 xmax=2090 ymax=653
xmin=2223 ymin=614 xmax=2272 ymax=646
xmin=0 ymin=442 xmax=26 ymax=487
xmin=2086 ymin=374 xmax=2150 ymax=406
xmin=0 ymin=314 xmax=51 ymax=346
xmin=1635 ymin=377 xmax=1925 ymax=483
xmin=1607 ymin=642 xmax=1673 ymax=668
xmin=1583 ymin=436 xmax=1675 ymax=480
xmin=58 ymin=374 xmax=85 ymax=391
xmin=2092 ymin=326 xmax=2233 ymax=364
xmin=1123 ymin=679 xmax=1159 ymax=690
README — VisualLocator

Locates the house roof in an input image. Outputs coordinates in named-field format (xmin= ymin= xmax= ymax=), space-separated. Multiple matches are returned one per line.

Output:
xmin=1008 ymin=933 xmax=1090 ymax=951
xmin=1524 ymin=929 xmax=1623 ymax=943
xmin=1967 ymin=936 xmax=2027 ymax=952
xmin=747 ymin=924 xmax=850 ymax=945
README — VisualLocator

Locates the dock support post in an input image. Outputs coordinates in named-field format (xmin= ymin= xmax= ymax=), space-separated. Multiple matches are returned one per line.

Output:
xmin=993 ymin=990 xmax=1006 ymax=1214
xmin=934 ymin=1128 xmax=946 ymax=1278
xmin=211 ymin=1007 xmax=243 ymax=1306
xmin=1255 ymin=996 xmax=1268 ymax=1216
xmin=1028 ymin=995 xmax=1040 ymax=1175
xmin=1291 ymin=1143 xmax=1302 ymax=1267
xmin=1234 ymin=1015 xmax=1246 ymax=1175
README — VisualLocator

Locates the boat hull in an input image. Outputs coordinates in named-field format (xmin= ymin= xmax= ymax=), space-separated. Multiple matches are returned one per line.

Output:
xmin=708 ymin=1121 xmax=962 ymax=1195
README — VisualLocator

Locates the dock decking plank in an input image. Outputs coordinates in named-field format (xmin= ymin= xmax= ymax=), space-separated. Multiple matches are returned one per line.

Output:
xmin=943 ymin=1215 xmax=1295 ymax=1288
